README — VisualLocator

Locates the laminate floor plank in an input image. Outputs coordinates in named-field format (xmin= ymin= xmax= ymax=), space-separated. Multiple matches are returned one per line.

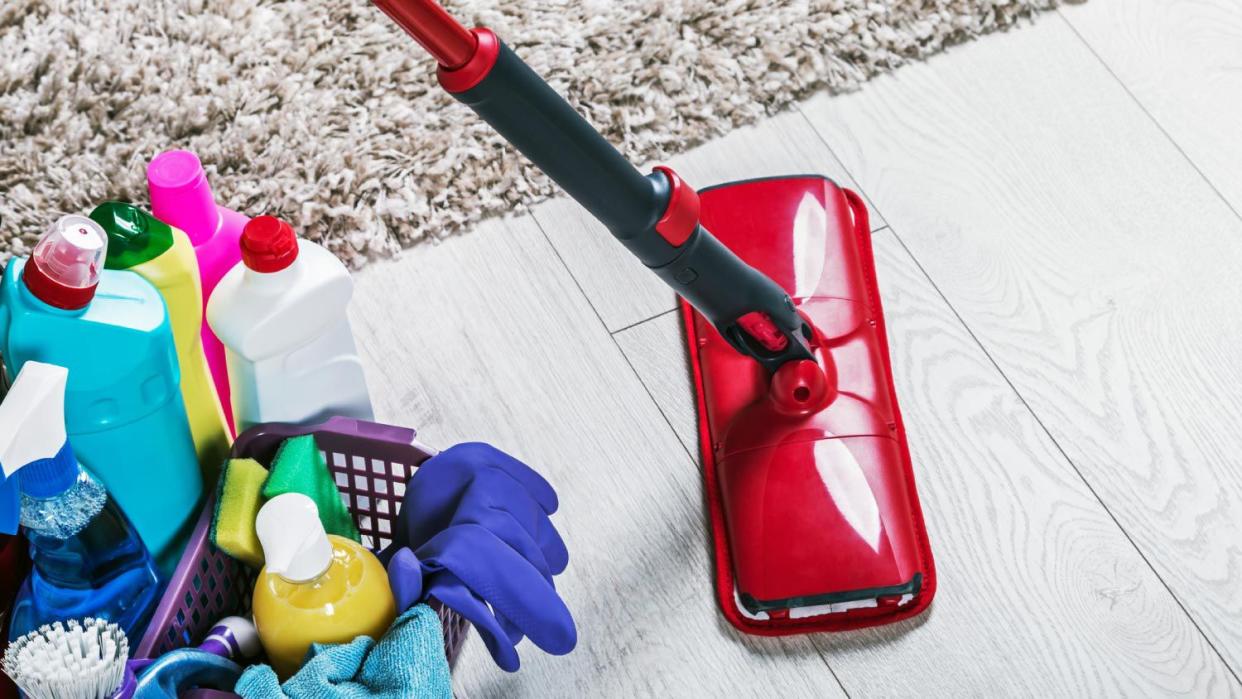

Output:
xmin=1060 ymin=0 xmax=1242 ymax=219
xmin=800 ymin=13 xmax=1242 ymax=676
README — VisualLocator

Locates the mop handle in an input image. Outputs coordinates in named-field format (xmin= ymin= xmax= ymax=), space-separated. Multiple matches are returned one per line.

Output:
xmin=372 ymin=0 xmax=815 ymax=370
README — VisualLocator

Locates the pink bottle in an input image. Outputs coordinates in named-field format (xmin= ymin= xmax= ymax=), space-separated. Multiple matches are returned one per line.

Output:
xmin=148 ymin=150 xmax=250 ymax=434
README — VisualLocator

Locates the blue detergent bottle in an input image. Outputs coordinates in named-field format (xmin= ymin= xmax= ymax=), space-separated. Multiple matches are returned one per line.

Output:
xmin=0 ymin=215 xmax=203 ymax=573
xmin=0 ymin=362 xmax=162 ymax=646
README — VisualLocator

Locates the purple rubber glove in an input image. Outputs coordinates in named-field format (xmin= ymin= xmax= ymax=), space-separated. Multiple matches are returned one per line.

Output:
xmin=380 ymin=443 xmax=575 ymax=671
xmin=383 ymin=443 xmax=568 ymax=577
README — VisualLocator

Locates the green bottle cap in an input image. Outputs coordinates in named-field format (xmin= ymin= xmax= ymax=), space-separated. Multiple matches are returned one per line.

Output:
xmin=90 ymin=201 xmax=175 ymax=269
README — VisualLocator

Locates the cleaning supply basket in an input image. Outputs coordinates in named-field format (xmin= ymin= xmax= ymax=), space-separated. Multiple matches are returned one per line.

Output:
xmin=133 ymin=416 xmax=470 ymax=696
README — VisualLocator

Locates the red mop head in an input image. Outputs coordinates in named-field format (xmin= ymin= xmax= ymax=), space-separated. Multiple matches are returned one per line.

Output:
xmin=685 ymin=177 xmax=936 ymax=633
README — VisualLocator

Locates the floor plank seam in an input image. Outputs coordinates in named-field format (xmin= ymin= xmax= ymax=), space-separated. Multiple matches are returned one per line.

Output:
xmin=610 ymin=308 xmax=680 ymax=336
xmin=884 ymin=223 xmax=1242 ymax=687
xmin=794 ymin=106 xmax=893 ymax=230
xmin=1054 ymin=10 xmax=1242 ymax=229
xmin=819 ymin=654 xmax=853 ymax=699
xmin=523 ymin=213 xmax=698 ymax=467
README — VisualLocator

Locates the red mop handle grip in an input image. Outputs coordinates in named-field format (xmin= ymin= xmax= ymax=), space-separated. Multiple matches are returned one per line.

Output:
xmin=371 ymin=0 xmax=477 ymax=69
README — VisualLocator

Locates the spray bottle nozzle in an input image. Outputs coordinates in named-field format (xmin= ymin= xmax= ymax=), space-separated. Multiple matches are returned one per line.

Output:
xmin=0 ymin=362 xmax=76 ymax=535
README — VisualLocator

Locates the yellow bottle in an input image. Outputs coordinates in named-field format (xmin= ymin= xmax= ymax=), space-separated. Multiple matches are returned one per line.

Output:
xmin=253 ymin=493 xmax=397 ymax=679
xmin=92 ymin=202 xmax=231 ymax=483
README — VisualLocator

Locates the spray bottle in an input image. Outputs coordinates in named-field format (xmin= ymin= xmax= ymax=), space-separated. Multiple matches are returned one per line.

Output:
xmin=0 ymin=215 xmax=204 ymax=572
xmin=252 ymin=493 xmax=396 ymax=679
xmin=90 ymin=201 xmax=231 ymax=483
xmin=0 ymin=362 xmax=161 ymax=646
xmin=148 ymin=150 xmax=251 ymax=434
xmin=207 ymin=216 xmax=373 ymax=432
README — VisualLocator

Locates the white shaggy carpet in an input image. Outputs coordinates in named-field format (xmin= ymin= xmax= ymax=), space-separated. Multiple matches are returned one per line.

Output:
xmin=0 ymin=0 xmax=1060 ymax=266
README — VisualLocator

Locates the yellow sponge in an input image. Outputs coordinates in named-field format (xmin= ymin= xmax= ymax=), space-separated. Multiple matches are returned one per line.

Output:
xmin=210 ymin=457 xmax=269 ymax=568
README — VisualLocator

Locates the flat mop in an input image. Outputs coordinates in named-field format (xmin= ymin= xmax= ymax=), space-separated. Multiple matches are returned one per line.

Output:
xmin=372 ymin=0 xmax=936 ymax=634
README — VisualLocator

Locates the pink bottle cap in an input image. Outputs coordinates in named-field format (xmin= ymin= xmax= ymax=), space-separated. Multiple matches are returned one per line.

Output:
xmin=147 ymin=150 xmax=221 ymax=246
xmin=23 ymin=215 xmax=109 ymax=310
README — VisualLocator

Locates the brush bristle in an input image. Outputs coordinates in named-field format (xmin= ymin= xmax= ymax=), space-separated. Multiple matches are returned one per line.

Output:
xmin=1 ymin=618 xmax=128 ymax=699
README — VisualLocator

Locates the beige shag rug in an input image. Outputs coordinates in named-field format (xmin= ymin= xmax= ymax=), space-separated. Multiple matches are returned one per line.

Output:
xmin=0 ymin=0 xmax=1058 ymax=266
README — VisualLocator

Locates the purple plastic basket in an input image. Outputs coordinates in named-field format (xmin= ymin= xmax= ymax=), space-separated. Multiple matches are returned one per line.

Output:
xmin=134 ymin=416 xmax=470 ymax=695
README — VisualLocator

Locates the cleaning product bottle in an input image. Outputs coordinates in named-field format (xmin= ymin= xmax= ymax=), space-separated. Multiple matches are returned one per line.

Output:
xmin=252 ymin=493 xmax=396 ymax=679
xmin=0 ymin=215 xmax=203 ymax=572
xmin=91 ymin=202 xmax=231 ymax=483
xmin=207 ymin=216 xmax=373 ymax=432
xmin=148 ymin=150 xmax=250 ymax=434
xmin=0 ymin=362 xmax=161 ymax=646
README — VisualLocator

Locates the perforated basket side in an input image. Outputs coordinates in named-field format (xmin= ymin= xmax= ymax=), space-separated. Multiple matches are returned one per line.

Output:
xmin=134 ymin=495 xmax=252 ymax=660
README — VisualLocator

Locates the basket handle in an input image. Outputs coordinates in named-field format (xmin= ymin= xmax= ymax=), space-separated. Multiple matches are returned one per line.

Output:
xmin=318 ymin=416 xmax=416 ymax=444
xmin=230 ymin=417 xmax=431 ymax=466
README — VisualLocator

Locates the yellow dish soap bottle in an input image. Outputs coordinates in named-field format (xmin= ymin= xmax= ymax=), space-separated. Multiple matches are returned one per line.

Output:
xmin=252 ymin=493 xmax=397 ymax=678
xmin=90 ymin=202 xmax=231 ymax=481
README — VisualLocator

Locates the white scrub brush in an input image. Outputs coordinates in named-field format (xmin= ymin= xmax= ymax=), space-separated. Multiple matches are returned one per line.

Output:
xmin=1 ymin=618 xmax=128 ymax=699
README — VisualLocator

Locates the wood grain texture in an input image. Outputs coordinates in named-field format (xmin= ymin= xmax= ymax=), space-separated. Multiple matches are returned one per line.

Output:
xmin=800 ymin=14 xmax=1242 ymax=676
xmin=1060 ymin=0 xmax=1242 ymax=217
xmin=350 ymin=214 xmax=847 ymax=698
xmin=615 ymin=231 xmax=1239 ymax=696
xmin=533 ymin=107 xmax=882 ymax=333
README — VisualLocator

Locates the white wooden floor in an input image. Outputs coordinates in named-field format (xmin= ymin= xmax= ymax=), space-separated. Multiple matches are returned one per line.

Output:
xmin=349 ymin=2 xmax=1242 ymax=696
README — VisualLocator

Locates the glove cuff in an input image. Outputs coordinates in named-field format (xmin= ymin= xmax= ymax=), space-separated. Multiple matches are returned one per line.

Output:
xmin=386 ymin=547 xmax=426 ymax=611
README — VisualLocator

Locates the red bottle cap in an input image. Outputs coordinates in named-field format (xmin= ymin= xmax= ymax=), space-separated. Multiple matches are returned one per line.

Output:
xmin=240 ymin=216 xmax=299 ymax=273
xmin=23 ymin=215 xmax=109 ymax=310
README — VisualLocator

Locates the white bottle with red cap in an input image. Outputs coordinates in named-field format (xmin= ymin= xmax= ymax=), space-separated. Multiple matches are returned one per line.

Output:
xmin=206 ymin=217 xmax=373 ymax=432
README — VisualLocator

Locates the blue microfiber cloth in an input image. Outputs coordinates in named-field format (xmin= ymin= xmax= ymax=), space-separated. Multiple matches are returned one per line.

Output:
xmin=233 ymin=605 xmax=450 ymax=699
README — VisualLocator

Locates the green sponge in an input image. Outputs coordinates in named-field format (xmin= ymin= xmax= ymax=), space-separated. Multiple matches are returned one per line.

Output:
xmin=210 ymin=458 xmax=269 ymax=568
xmin=262 ymin=435 xmax=361 ymax=542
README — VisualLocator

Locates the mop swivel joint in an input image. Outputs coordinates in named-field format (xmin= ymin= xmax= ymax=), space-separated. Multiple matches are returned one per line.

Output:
xmin=644 ymin=167 xmax=819 ymax=373
xmin=769 ymin=359 xmax=837 ymax=416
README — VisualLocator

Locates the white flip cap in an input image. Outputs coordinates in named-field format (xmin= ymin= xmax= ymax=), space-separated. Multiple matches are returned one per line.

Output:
xmin=256 ymin=493 xmax=332 ymax=583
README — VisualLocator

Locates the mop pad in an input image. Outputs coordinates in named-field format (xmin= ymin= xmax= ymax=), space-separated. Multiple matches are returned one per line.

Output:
xmin=262 ymin=435 xmax=361 ymax=542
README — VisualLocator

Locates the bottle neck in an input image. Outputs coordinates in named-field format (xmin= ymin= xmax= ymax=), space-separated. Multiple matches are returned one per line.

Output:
xmin=242 ymin=256 xmax=301 ymax=292
xmin=276 ymin=563 xmax=331 ymax=585
xmin=189 ymin=208 xmax=223 ymax=247
xmin=19 ymin=469 xmax=106 ymax=539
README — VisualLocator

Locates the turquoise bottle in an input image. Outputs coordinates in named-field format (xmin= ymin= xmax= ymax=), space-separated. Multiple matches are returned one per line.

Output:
xmin=0 ymin=215 xmax=203 ymax=573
